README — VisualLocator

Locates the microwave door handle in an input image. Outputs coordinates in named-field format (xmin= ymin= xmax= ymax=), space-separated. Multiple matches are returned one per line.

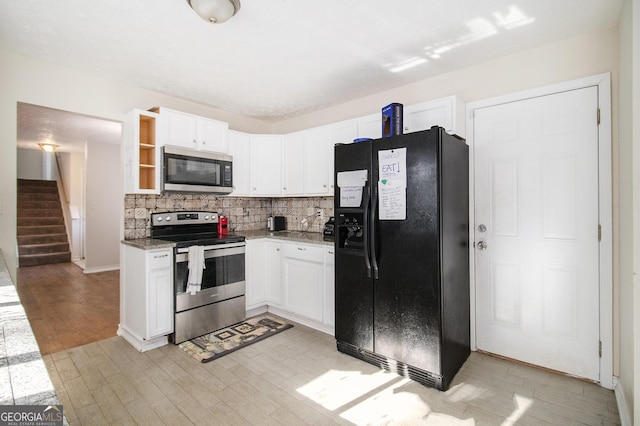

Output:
xmin=363 ymin=185 xmax=372 ymax=278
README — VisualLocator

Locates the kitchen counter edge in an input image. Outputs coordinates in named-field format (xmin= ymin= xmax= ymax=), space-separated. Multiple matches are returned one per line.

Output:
xmin=121 ymin=231 xmax=334 ymax=250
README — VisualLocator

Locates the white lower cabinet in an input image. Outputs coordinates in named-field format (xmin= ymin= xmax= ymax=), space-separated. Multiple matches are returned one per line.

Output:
xmin=282 ymin=242 xmax=324 ymax=322
xmin=246 ymin=240 xmax=282 ymax=309
xmin=323 ymin=246 xmax=335 ymax=328
xmin=246 ymin=239 xmax=335 ymax=334
xmin=119 ymin=245 xmax=173 ymax=352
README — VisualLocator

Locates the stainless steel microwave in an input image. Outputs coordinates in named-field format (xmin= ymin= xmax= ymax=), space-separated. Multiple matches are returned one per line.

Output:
xmin=162 ymin=145 xmax=233 ymax=194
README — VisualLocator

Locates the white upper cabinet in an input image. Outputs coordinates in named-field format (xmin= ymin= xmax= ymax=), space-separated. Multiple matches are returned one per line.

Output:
xmin=402 ymin=95 xmax=465 ymax=137
xmin=250 ymin=135 xmax=283 ymax=196
xmin=228 ymin=130 xmax=251 ymax=196
xmin=330 ymin=119 xmax=358 ymax=145
xmin=357 ymin=113 xmax=382 ymax=140
xmin=156 ymin=108 xmax=229 ymax=153
xmin=282 ymin=132 xmax=305 ymax=196
xmin=304 ymin=126 xmax=332 ymax=195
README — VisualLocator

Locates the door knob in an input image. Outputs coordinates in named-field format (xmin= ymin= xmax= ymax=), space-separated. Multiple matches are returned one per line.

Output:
xmin=478 ymin=224 xmax=487 ymax=233
xmin=477 ymin=241 xmax=487 ymax=250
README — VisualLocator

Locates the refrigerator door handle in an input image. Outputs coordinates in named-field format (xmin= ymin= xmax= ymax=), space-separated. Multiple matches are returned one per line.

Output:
xmin=370 ymin=185 xmax=379 ymax=280
xmin=363 ymin=186 xmax=372 ymax=278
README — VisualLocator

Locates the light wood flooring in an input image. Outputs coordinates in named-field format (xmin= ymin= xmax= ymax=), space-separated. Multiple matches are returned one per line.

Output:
xmin=17 ymin=263 xmax=619 ymax=425
xmin=16 ymin=262 xmax=119 ymax=355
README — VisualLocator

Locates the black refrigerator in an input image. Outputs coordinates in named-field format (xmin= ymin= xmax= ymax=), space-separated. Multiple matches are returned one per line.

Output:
xmin=334 ymin=126 xmax=469 ymax=391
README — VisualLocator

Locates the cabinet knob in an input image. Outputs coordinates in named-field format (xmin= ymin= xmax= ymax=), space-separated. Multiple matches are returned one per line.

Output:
xmin=202 ymin=140 xmax=205 ymax=145
xmin=323 ymin=184 xmax=327 ymax=188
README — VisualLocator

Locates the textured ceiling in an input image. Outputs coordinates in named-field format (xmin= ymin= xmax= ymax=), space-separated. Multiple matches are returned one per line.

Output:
xmin=3 ymin=0 xmax=622 ymax=151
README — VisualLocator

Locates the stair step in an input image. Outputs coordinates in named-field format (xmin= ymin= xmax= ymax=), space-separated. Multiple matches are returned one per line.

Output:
xmin=18 ymin=192 xmax=60 ymax=201
xmin=17 ymin=225 xmax=66 ymax=236
xmin=18 ymin=233 xmax=68 ymax=245
xmin=18 ymin=200 xmax=62 ymax=210
xmin=17 ymin=217 xmax=64 ymax=227
xmin=17 ymin=179 xmax=57 ymax=188
xmin=19 ymin=252 xmax=71 ymax=267
xmin=18 ymin=209 xmax=64 ymax=219
xmin=19 ymin=242 xmax=70 ymax=255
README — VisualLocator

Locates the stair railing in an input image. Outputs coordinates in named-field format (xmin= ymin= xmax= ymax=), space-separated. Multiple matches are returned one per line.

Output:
xmin=54 ymin=153 xmax=69 ymax=204
xmin=54 ymin=153 xmax=75 ymax=260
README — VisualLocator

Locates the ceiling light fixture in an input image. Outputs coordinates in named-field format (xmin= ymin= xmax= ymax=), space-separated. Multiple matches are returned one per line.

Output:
xmin=38 ymin=143 xmax=58 ymax=153
xmin=188 ymin=0 xmax=241 ymax=24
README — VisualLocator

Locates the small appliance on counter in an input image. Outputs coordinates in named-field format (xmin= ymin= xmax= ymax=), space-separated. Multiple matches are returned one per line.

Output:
xmin=323 ymin=217 xmax=335 ymax=236
xmin=217 ymin=216 xmax=228 ymax=234
xmin=267 ymin=215 xmax=286 ymax=231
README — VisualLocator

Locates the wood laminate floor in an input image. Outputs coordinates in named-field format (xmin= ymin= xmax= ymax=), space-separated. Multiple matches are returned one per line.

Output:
xmin=43 ymin=321 xmax=620 ymax=425
xmin=16 ymin=262 xmax=119 ymax=355
xmin=15 ymin=263 xmax=620 ymax=424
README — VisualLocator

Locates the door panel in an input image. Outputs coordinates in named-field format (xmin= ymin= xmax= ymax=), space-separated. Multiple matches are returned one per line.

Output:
xmin=474 ymin=87 xmax=600 ymax=381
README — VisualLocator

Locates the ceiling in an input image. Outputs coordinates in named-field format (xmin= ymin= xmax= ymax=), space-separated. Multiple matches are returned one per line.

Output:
xmin=3 ymin=0 xmax=622 ymax=151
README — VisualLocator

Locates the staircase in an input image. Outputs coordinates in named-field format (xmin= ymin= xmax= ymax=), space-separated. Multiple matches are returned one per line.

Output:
xmin=17 ymin=179 xmax=71 ymax=267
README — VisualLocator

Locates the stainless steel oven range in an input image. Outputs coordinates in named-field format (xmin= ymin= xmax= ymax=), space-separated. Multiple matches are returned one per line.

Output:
xmin=150 ymin=211 xmax=246 ymax=344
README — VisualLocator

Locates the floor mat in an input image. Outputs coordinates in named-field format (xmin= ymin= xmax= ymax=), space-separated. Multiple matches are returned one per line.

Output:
xmin=179 ymin=314 xmax=293 ymax=363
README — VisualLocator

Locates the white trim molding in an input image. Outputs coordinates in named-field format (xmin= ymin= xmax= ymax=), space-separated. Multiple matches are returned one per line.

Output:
xmin=613 ymin=377 xmax=632 ymax=426
xmin=465 ymin=73 xmax=614 ymax=390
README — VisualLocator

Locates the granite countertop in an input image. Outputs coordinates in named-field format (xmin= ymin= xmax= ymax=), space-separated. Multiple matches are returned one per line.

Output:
xmin=122 ymin=230 xmax=334 ymax=250
xmin=242 ymin=230 xmax=334 ymax=246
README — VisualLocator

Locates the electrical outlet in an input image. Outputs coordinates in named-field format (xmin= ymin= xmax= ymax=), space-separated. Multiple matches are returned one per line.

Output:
xmin=317 ymin=208 xmax=324 ymax=220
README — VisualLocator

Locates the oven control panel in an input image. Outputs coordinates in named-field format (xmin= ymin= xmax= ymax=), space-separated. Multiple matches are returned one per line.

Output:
xmin=151 ymin=211 xmax=219 ymax=227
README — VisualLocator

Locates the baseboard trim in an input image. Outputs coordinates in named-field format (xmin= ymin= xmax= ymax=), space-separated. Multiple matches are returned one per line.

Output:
xmin=83 ymin=265 xmax=119 ymax=274
xmin=613 ymin=376 xmax=632 ymax=426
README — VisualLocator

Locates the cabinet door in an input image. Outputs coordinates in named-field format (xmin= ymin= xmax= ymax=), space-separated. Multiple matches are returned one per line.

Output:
xmin=147 ymin=267 xmax=173 ymax=338
xmin=198 ymin=117 xmax=229 ymax=153
xmin=228 ymin=131 xmax=251 ymax=196
xmin=357 ymin=113 xmax=382 ymax=140
xmin=162 ymin=109 xmax=198 ymax=149
xmin=283 ymin=257 xmax=324 ymax=322
xmin=324 ymin=246 xmax=335 ymax=328
xmin=403 ymin=96 xmax=465 ymax=135
xmin=282 ymin=132 xmax=305 ymax=196
xmin=245 ymin=240 xmax=266 ymax=308
xmin=265 ymin=241 xmax=282 ymax=306
xmin=250 ymin=135 xmax=283 ymax=196
xmin=283 ymin=243 xmax=324 ymax=322
xmin=304 ymin=126 xmax=331 ymax=195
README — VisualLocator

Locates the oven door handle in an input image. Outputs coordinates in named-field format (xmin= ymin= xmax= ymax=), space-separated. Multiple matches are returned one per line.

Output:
xmin=175 ymin=242 xmax=246 ymax=254
xmin=175 ymin=244 xmax=246 ymax=262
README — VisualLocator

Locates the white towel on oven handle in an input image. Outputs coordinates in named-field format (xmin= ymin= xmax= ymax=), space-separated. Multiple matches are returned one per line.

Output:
xmin=186 ymin=245 xmax=205 ymax=295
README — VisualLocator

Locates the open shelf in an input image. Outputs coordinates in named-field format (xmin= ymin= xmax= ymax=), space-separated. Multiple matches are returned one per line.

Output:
xmin=138 ymin=115 xmax=156 ymax=190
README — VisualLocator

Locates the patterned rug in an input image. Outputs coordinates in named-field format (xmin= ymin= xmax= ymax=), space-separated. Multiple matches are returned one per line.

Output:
xmin=179 ymin=314 xmax=293 ymax=363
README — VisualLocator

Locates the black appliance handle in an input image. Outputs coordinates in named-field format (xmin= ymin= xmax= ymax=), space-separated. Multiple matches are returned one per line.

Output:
xmin=370 ymin=184 xmax=379 ymax=280
xmin=363 ymin=185 xmax=372 ymax=278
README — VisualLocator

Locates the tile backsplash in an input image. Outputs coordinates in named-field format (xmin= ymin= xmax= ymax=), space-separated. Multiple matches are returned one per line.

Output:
xmin=124 ymin=194 xmax=334 ymax=239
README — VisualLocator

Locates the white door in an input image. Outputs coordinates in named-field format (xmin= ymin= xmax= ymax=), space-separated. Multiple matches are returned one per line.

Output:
xmin=474 ymin=87 xmax=600 ymax=381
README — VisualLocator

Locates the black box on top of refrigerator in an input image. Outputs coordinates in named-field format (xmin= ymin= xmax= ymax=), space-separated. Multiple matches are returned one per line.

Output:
xmin=333 ymin=126 xmax=470 ymax=391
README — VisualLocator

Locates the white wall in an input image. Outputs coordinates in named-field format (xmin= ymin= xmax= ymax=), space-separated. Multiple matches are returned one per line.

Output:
xmin=83 ymin=141 xmax=121 ymax=272
xmin=16 ymin=148 xmax=44 ymax=180
xmin=618 ymin=0 xmax=635 ymax=423
xmin=0 ymin=48 xmax=271 ymax=280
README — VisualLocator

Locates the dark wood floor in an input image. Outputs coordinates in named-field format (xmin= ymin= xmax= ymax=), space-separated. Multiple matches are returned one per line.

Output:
xmin=16 ymin=262 xmax=119 ymax=355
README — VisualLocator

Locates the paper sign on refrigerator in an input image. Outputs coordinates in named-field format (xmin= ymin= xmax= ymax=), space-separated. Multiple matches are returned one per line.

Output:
xmin=378 ymin=148 xmax=407 ymax=220
xmin=337 ymin=170 xmax=368 ymax=208
xmin=378 ymin=148 xmax=407 ymax=187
